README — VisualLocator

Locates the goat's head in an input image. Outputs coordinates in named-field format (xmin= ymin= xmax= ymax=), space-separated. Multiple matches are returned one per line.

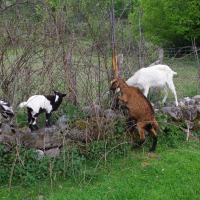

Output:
xmin=53 ymin=90 xmax=66 ymax=103
xmin=110 ymin=77 xmax=122 ymax=90
xmin=0 ymin=101 xmax=14 ymax=119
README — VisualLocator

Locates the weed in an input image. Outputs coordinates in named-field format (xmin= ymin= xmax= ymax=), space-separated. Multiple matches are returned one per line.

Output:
xmin=0 ymin=145 xmax=85 ymax=187
xmin=159 ymin=122 xmax=186 ymax=148
xmin=63 ymin=103 xmax=88 ymax=124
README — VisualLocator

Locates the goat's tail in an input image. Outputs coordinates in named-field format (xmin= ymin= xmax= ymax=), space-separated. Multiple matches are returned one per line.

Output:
xmin=153 ymin=121 xmax=161 ymax=133
xmin=19 ymin=102 xmax=27 ymax=108
xmin=173 ymin=71 xmax=177 ymax=76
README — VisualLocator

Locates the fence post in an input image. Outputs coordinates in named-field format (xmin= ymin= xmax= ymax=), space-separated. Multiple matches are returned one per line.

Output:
xmin=117 ymin=54 xmax=123 ymax=77
xmin=159 ymin=48 xmax=163 ymax=64
xmin=25 ymin=66 xmax=30 ymax=99
xmin=152 ymin=49 xmax=164 ymax=101
xmin=64 ymin=52 xmax=77 ymax=106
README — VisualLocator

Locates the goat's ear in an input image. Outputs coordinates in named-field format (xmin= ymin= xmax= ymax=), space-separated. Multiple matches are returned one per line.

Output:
xmin=62 ymin=94 xmax=66 ymax=97
xmin=53 ymin=90 xmax=57 ymax=94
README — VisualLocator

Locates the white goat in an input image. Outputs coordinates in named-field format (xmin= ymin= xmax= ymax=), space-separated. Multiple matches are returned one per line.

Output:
xmin=125 ymin=64 xmax=178 ymax=106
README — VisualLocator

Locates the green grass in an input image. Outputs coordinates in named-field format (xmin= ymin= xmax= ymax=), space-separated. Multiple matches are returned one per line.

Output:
xmin=1 ymin=139 xmax=200 ymax=200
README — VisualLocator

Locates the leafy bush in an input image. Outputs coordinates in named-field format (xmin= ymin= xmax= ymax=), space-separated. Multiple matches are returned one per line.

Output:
xmin=0 ymin=145 xmax=85 ymax=187
xmin=158 ymin=122 xmax=186 ymax=148
xmin=63 ymin=103 xmax=88 ymax=124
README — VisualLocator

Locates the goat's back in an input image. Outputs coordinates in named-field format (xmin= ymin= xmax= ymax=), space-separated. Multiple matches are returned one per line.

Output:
xmin=126 ymin=64 xmax=177 ymax=89
xmin=19 ymin=95 xmax=52 ymax=112
xmin=123 ymin=87 xmax=155 ymax=120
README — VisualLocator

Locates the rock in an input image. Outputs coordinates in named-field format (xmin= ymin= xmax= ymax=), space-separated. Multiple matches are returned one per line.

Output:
xmin=104 ymin=109 xmax=118 ymax=122
xmin=56 ymin=115 xmax=69 ymax=130
xmin=192 ymin=95 xmax=200 ymax=103
xmin=189 ymin=99 xmax=196 ymax=106
xmin=22 ymin=126 xmax=62 ymax=149
xmin=164 ymin=102 xmax=172 ymax=107
xmin=0 ymin=133 xmax=15 ymax=143
xmin=1 ymin=123 xmax=12 ymax=134
xmin=196 ymin=106 xmax=200 ymax=114
xmin=67 ymin=128 xmax=85 ymax=142
xmin=82 ymin=106 xmax=91 ymax=113
xmin=161 ymin=106 xmax=183 ymax=121
xmin=34 ymin=149 xmax=44 ymax=160
xmin=82 ymin=105 xmax=103 ymax=118
xmin=193 ymin=120 xmax=200 ymax=132
xmin=181 ymin=106 xmax=197 ymax=121
xmin=45 ymin=147 xmax=60 ymax=158
xmin=178 ymin=101 xmax=185 ymax=107
xmin=0 ymin=133 xmax=16 ymax=152
xmin=71 ymin=120 xmax=87 ymax=130
xmin=183 ymin=97 xmax=191 ymax=105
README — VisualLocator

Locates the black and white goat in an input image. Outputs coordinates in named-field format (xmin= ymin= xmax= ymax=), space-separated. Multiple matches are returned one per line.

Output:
xmin=0 ymin=100 xmax=15 ymax=134
xmin=19 ymin=90 xmax=66 ymax=131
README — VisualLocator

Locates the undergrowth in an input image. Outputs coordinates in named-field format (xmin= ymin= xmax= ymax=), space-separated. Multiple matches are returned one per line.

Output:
xmin=0 ymin=145 xmax=85 ymax=187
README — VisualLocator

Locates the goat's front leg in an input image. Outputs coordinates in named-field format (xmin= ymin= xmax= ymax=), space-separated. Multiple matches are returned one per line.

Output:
xmin=128 ymin=117 xmax=136 ymax=132
xmin=0 ymin=122 xmax=2 ymax=134
xmin=10 ymin=119 xmax=16 ymax=133
xmin=32 ymin=117 xmax=39 ymax=131
xmin=46 ymin=112 xmax=52 ymax=127
xmin=143 ymin=87 xmax=149 ymax=98
xmin=118 ymin=95 xmax=128 ymax=103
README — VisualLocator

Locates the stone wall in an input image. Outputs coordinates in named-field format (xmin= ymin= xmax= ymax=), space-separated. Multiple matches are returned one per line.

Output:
xmin=1 ymin=95 xmax=200 ymax=159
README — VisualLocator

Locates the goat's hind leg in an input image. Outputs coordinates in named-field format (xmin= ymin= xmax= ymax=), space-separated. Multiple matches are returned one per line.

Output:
xmin=146 ymin=126 xmax=158 ymax=152
xmin=162 ymin=85 xmax=169 ymax=104
xmin=27 ymin=108 xmax=34 ymax=131
xmin=167 ymin=79 xmax=178 ymax=106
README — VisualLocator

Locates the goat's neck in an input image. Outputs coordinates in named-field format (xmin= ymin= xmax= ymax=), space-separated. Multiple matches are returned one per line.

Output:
xmin=118 ymin=79 xmax=128 ymax=94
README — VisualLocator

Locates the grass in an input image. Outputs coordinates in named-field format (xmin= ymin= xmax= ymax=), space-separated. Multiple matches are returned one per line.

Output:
xmin=1 ymin=139 xmax=200 ymax=200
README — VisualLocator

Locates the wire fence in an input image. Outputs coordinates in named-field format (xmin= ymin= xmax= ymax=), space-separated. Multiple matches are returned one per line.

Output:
xmin=161 ymin=46 xmax=200 ymax=103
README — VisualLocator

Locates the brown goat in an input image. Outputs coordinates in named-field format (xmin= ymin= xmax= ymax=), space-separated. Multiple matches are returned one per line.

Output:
xmin=110 ymin=77 xmax=161 ymax=151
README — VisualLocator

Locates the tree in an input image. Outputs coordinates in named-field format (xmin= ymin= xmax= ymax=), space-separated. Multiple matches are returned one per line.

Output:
xmin=130 ymin=0 xmax=200 ymax=46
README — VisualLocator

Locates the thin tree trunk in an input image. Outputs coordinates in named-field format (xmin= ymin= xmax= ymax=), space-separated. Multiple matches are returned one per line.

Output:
xmin=138 ymin=6 xmax=142 ymax=69
xmin=64 ymin=52 xmax=77 ymax=105
xmin=111 ymin=0 xmax=118 ymax=78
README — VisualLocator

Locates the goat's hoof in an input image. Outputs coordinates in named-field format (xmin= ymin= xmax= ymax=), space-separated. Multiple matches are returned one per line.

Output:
xmin=149 ymin=148 xmax=156 ymax=152
xmin=11 ymin=129 xmax=16 ymax=133
xmin=46 ymin=124 xmax=52 ymax=128
xmin=131 ymin=145 xmax=140 ymax=150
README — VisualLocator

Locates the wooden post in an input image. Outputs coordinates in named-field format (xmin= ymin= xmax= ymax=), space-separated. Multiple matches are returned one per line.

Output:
xmin=112 ymin=54 xmax=124 ymax=109
xmin=112 ymin=48 xmax=118 ymax=77
xmin=64 ymin=52 xmax=77 ymax=106
xmin=25 ymin=67 xmax=30 ymax=99
xmin=138 ymin=6 xmax=142 ymax=69
xmin=152 ymin=49 xmax=164 ymax=101
xmin=159 ymin=48 xmax=164 ymax=64
xmin=117 ymin=54 xmax=123 ymax=77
